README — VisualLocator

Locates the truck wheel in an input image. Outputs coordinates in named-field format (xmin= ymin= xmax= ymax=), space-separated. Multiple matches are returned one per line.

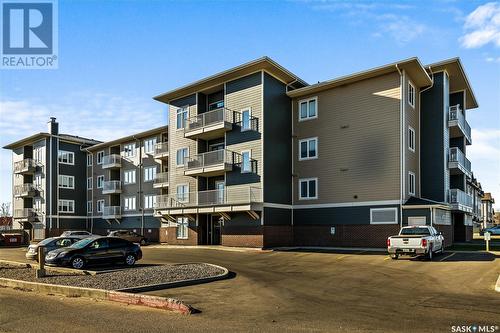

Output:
xmin=391 ymin=254 xmax=398 ymax=260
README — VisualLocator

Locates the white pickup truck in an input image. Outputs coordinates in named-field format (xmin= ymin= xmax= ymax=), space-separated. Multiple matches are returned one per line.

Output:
xmin=387 ymin=226 xmax=444 ymax=260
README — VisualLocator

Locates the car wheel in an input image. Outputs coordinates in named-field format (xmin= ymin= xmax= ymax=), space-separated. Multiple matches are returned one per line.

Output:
xmin=140 ymin=239 xmax=146 ymax=246
xmin=125 ymin=254 xmax=136 ymax=266
xmin=71 ymin=256 xmax=85 ymax=269
xmin=391 ymin=254 xmax=398 ymax=260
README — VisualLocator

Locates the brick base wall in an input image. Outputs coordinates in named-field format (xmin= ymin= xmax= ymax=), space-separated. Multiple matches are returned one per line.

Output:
xmin=221 ymin=225 xmax=263 ymax=247
xmin=465 ymin=226 xmax=473 ymax=242
xmin=263 ymin=226 xmax=293 ymax=248
xmin=159 ymin=227 xmax=198 ymax=245
xmin=434 ymin=224 xmax=453 ymax=247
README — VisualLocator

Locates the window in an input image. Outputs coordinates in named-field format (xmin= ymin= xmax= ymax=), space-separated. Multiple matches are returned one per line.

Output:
xmin=97 ymin=200 xmax=104 ymax=213
xmin=97 ymin=175 xmax=104 ymax=188
xmin=87 ymin=177 xmax=92 ymax=190
xmin=208 ymin=101 xmax=224 ymax=111
xmin=124 ymin=170 xmax=136 ymax=184
xmin=144 ymin=166 xmax=157 ymax=182
xmin=370 ymin=208 xmax=398 ymax=224
xmin=176 ymin=184 xmax=189 ymax=203
xmin=408 ymin=81 xmax=415 ymax=108
xmin=241 ymin=108 xmax=251 ymax=131
xmin=299 ymin=137 xmax=318 ymax=160
xmin=58 ymin=150 xmax=74 ymax=165
xmin=123 ymin=143 xmax=136 ymax=157
xmin=176 ymin=217 xmax=188 ymax=239
xmin=58 ymin=175 xmax=75 ymax=189
xmin=34 ymin=174 xmax=42 ymax=187
xmin=144 ymin=194 xmax=157 ymax=209
xmin=408 ymin=127 xmax=415 ymax=152
xmin=34 ymin=147 xmax=43 ymax=163
xmin=299 ymin=97 xmax=317 ymax=121
xmin=87 ymin=201 xmax=92 ymax=213
xmin=97 ymin=151 xmax=104 ymax=164
xmin=176 ymin=148 xmax=188 ymax=166
xmin=87 ymin=154 xmax=92 ymax=166
xmin=241 ymin=150 xmax=252 ymax=173
xmin=144 ymin=137 xmax=157 ymax=154
xmin=124 ymin=196 xmax=136 ymax=211
xmin=58 ymin=199 xmax=75 ymax=213
xmin=176 ymin=106 xmax=188 ymax=129
xmin=408 ymin=172 xmax=416 ymax=196
xmin=299 ymin=178 xmax=318 ymax=200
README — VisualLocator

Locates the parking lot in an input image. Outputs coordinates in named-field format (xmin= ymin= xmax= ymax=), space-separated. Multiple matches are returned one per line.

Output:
xmin=0 ymin=246 xmax=499 ymax=332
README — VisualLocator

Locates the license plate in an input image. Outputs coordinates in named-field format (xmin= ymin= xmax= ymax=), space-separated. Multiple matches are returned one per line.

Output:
xmin=403 ymin=249 xmax=413 ymax=252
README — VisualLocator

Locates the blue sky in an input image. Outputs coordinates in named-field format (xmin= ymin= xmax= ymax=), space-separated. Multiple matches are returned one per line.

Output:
xmin=0 ymin=0 xmax=499 ymax=209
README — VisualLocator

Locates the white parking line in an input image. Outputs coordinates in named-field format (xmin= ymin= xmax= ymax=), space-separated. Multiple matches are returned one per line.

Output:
xmin=439 ymin=252 xmax=456 ymax=262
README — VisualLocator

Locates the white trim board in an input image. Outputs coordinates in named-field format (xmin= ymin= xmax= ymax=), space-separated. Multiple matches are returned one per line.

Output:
xmin=262 ymin=200 xmax=401 ymax=210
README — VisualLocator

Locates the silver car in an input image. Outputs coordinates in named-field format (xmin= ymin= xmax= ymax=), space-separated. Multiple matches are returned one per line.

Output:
xmin=60 ymin=231 xmax=94 ymax=239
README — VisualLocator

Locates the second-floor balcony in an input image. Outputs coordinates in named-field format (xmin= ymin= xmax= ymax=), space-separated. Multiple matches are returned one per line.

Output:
xmin=185 ymin=149 xmax=234 ymax=177
xmin=153 ymin=142 xmax=169 ymax=159
xmin=102 ymin=154 xmax=121 ymax=169
xmin=14 ymin=158 xmax=37 ymax=174
xmin=448 ymin=147 xmax=472 ymax=177
xmin=13 ymin=208 xmax=39 ymax=222
xmin=102 ymin=206 xmax=121 ymax=219
xmin=102 ymin=180 xmax=122 ymax=194
xmin=184 ymin=108 xmax=234 ymax=140
xmin=449 ymin=189 xmax=473 ymax=213
xmin=153 ymin=172 xmax=169 ymax=188
xmin=448 ymin=105 xmax=472 ymax=145
xmin=13 ymin=184 xmax=39 ymax=198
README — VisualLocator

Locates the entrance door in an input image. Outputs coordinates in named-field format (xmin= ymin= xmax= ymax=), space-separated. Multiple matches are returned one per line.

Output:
xmin=210 ymin=215 xmax=222 ymax=245
xmin=408 ymin=216 xmax=426 ymax=226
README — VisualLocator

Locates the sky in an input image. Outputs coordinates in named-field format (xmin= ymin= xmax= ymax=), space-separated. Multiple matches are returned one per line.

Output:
xmin=0 ymin=0 xmax=499 ymax=209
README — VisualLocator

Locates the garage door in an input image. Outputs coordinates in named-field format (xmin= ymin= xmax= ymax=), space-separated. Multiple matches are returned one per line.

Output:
xmin=408 ymin=216 xmax=426 ymax=226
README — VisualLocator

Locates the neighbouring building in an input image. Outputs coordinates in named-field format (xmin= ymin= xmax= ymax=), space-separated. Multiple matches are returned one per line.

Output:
xmin=494 ymin=212 xmax=500 ymax=226
xmin=467 ymin=174 xmax=484 ymax=231
xmin=481 ymin=192 xmax=495 ymax=229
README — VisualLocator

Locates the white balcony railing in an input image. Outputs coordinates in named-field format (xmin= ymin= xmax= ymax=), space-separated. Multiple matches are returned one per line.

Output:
xmin=13 ymin=184 xmax=38 ymax=197
xmin=448 ymin=147 xmax=471 ymax=175
xmin=102 ymin=206 xmax=121 ymax=219
xmin=102 ymin=154 xmax=121 ymax=168
xmin=449 ymin=105 xmax=472 ymax=143
xmin=13 ymin=208 xmax=38 ymax=219
xmin=449 ymin=189 xmax=473 ymax=210
xmin=184 ymin=108 xmax=234 ymax=133
xmin=185 ymin=149 xmax=235 ymax=171
xmin=154 ymin=142 xmax=168 ymax=156
xmin=102 ymin=180 xmax=121 ymax=194
xmin=14 ymin=158 xmax=36 ymax=174
xmin=153 ymin=172 xmax=169 ymax=185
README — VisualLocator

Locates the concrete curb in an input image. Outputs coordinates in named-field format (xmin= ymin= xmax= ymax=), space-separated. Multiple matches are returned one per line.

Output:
xmin=495 ymin=275 xmax=500 ymax=293
xmin=273 ymin=246 xmax=387 ymax=252
xmin=0 ymin=259 xmax=95 ymax=276
xmin=116 ymin=263 xmax=229 ymax=293
xmin=149 ymin=244 xmax=268 ymax=252
xmin=0 ymin=277 xmax=194 ymax=314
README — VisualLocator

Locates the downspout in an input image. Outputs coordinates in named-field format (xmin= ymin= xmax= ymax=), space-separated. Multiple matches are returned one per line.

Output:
xmin=81 ymin=146 xmax=93 ymax=233
xmin=134 ymin=135 xmax=144 ymax=236
xmin=396 ymin=64 xmax=404 ymax=227
xmin=420 ymin=66 xmax=434 ymax=201
xmin=48 ymin=135 xmax=53 ymax=233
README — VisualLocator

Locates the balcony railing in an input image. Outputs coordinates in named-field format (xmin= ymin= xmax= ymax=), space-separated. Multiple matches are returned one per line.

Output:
xmin=102 ymin=180 xmax=122 ymax=194
xmin=102 ymin=154 xmax=121 ymax=169
xmin=153 ymin=142 xmax=169 ymax=158
xmin=13 ymin=184 xmax=38 ymax=197
xmin=14 ymin=158 xmax=37 ymax=174
xmin=448 ymin=147 xmax=471 ymax=176
xmin=153 ymin=172 xmax=169 ymax=188
xmin=449 ymin=189 xmax=473 ymax=211
xmin=184 ymin=108 xmax=236 ymax=139
xmin=449 ymin=105 xmax=472 ymax=144
xmin=13 ymin=208 xmax=38 ymax=219
xmin=186 ymin=149 xmax=234 ymax=169
xmin=154 ymin=186 xmax=262 ymax=210
xmin=102 ymin=206 xmax=121 ymax=219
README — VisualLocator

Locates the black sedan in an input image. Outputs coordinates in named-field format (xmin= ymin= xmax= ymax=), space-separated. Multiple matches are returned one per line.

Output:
xmin=26 ymin=237 xmax=80 ymax=260
xmin=45 ymin=236 xmax=142 ymax=269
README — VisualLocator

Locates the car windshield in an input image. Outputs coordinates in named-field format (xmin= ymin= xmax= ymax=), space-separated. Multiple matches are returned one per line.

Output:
xmin=69 ymin=238 xmax=95 ymax=249
xmin=400 ymin=227 xmax=430 ymax=236
xmin=38 ymin=238 xmax=55 ymax=245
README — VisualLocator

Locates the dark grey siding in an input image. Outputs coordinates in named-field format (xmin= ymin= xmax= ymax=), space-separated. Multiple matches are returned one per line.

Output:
xmin=293 ymin=205 xmax=400 ymax=225
xmin=170 ymin=94 xmax=197 ymax=108
xmin=58 ymin=141 xmax=88 ymax=216
xmin=226 ymin=72 xmax=261 ymax=94
xmin=264 ymin=207 xmax=291 ymax=226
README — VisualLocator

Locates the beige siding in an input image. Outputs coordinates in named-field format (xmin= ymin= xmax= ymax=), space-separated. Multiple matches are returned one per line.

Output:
xmin=293 ymin=72 xmax=402 ymax=204
xmin=404 ymin=72 xmax=420 ymax=199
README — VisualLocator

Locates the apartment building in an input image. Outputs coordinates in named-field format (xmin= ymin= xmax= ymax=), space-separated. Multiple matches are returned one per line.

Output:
xmin=85 ymin=126 xmax=168 ymax=241
xmin=153 ymin=56 xmax=479 ymax=248
xmin=3 ymin=118 xmax=101 ymax=240
xmin=467 ymin=174 xmax=484 ymax=229
xmin=481 ymin=193 xmax=495 ymax=229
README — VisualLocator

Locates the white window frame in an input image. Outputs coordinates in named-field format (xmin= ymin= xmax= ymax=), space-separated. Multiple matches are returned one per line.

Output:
xmin=124 ymin=196 xmax=137 ymax=211
xmin=408 ymin=126 xmax=415 ymax=153
xmin=370 ymin=207 xmax=398 ymax=225
xmin=58 ymin=199 xmax=75 ymax=213
xmin=87 ymin=177 xmax=92 ymax=190
xmin=144 ymin=137 xmax=157 ymax=154
xmin=58 ymin=175 xmax=75 ymax=189
xmin=123 ymin=170 xmax=136 ymax=184
xmin=87 ymin=201 xmax=93 ymax=213
xmin=97 ymin=175 xmax=104 ymax=189
xmin=87 ymin=154 xmax=93 ymax=166
xmin=408 ymin=171 xmax=416 ymax=196
xmin=96 ymin=151 xmax=104 ymax=165
xmin=408 ymin=81 xmax=415 ymax=108
xmin=176 ymin=184 xmax=189 ymax=203
xmin=298 ymin=178 xmax=318 ymax=200
xmin=298 ymin=96 xmax=318 ymax=121
xmin=97 ymin=200 xmax=104 ymax=213
xmin=176 ymin=217 xmax=189 ymax=239
xmin=241 ymin=150 xmax=252 ymax=173
xmin=241 ymin=107 xmax=252 ymax=132
xmin=298 ymin=137 xmax=318 ymax=161
xmin=176 ymin=106 xmax=188 ymax=130
xmin=144 ymin=194 xmax=157 ymax=210
xmin=123 ymin=143 xmax=136 ymax=158
xmin=58 ymin=150 xmax=74 ymax=165
xmin=176 ymin=147 xmax=188 ymax=167
xmin=144 ymin=166 xmax=157 ymax=182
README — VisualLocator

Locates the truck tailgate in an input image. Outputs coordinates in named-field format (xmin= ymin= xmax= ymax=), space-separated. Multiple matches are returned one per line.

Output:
xmin=390 ymin=236 xmax=423 ymax=248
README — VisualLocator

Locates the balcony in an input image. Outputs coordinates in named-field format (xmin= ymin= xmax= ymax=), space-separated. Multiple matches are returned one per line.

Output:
xmin=154 ymin=186 xmax=262 ymax=216
xmin=14 ymin=158 xmax=36 ymax=174
xmin=102 ymin=180 xmax=122 ymax=194
xmin=448 ymin=105 xmax=472 ymax=145
xmin=13 ymin=184 xmax=38 ymax=198
xmin=448 ymin=147 xmax=472 ymax=177
xmin=13 ymin=208 xmax=39 ymax=222
xmin=449 ymin=189 xmax=473 ymax=213
xmin=184 ymin=108 xmax=234 ymax=140
xmin=153 ymin=142 xmax=169 ymax=159
xmin=102 ymin=154 xmax=121 ymax=169
xmin=185 ymin=149 xmax=235 ymax=177
xmin=153 ymin=172 xmax=169 ymax=188
xmin=102 ymin=206 xmax=121 ymax=219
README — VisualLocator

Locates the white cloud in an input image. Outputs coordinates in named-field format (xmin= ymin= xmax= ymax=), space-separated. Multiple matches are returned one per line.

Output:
xmin=460 ymin=2 xmax=500 ymax=48
xmin=485 ymin=56 xmax=500 ymax=62
xmin=376 ymin=14 xmax=426 ymax=45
